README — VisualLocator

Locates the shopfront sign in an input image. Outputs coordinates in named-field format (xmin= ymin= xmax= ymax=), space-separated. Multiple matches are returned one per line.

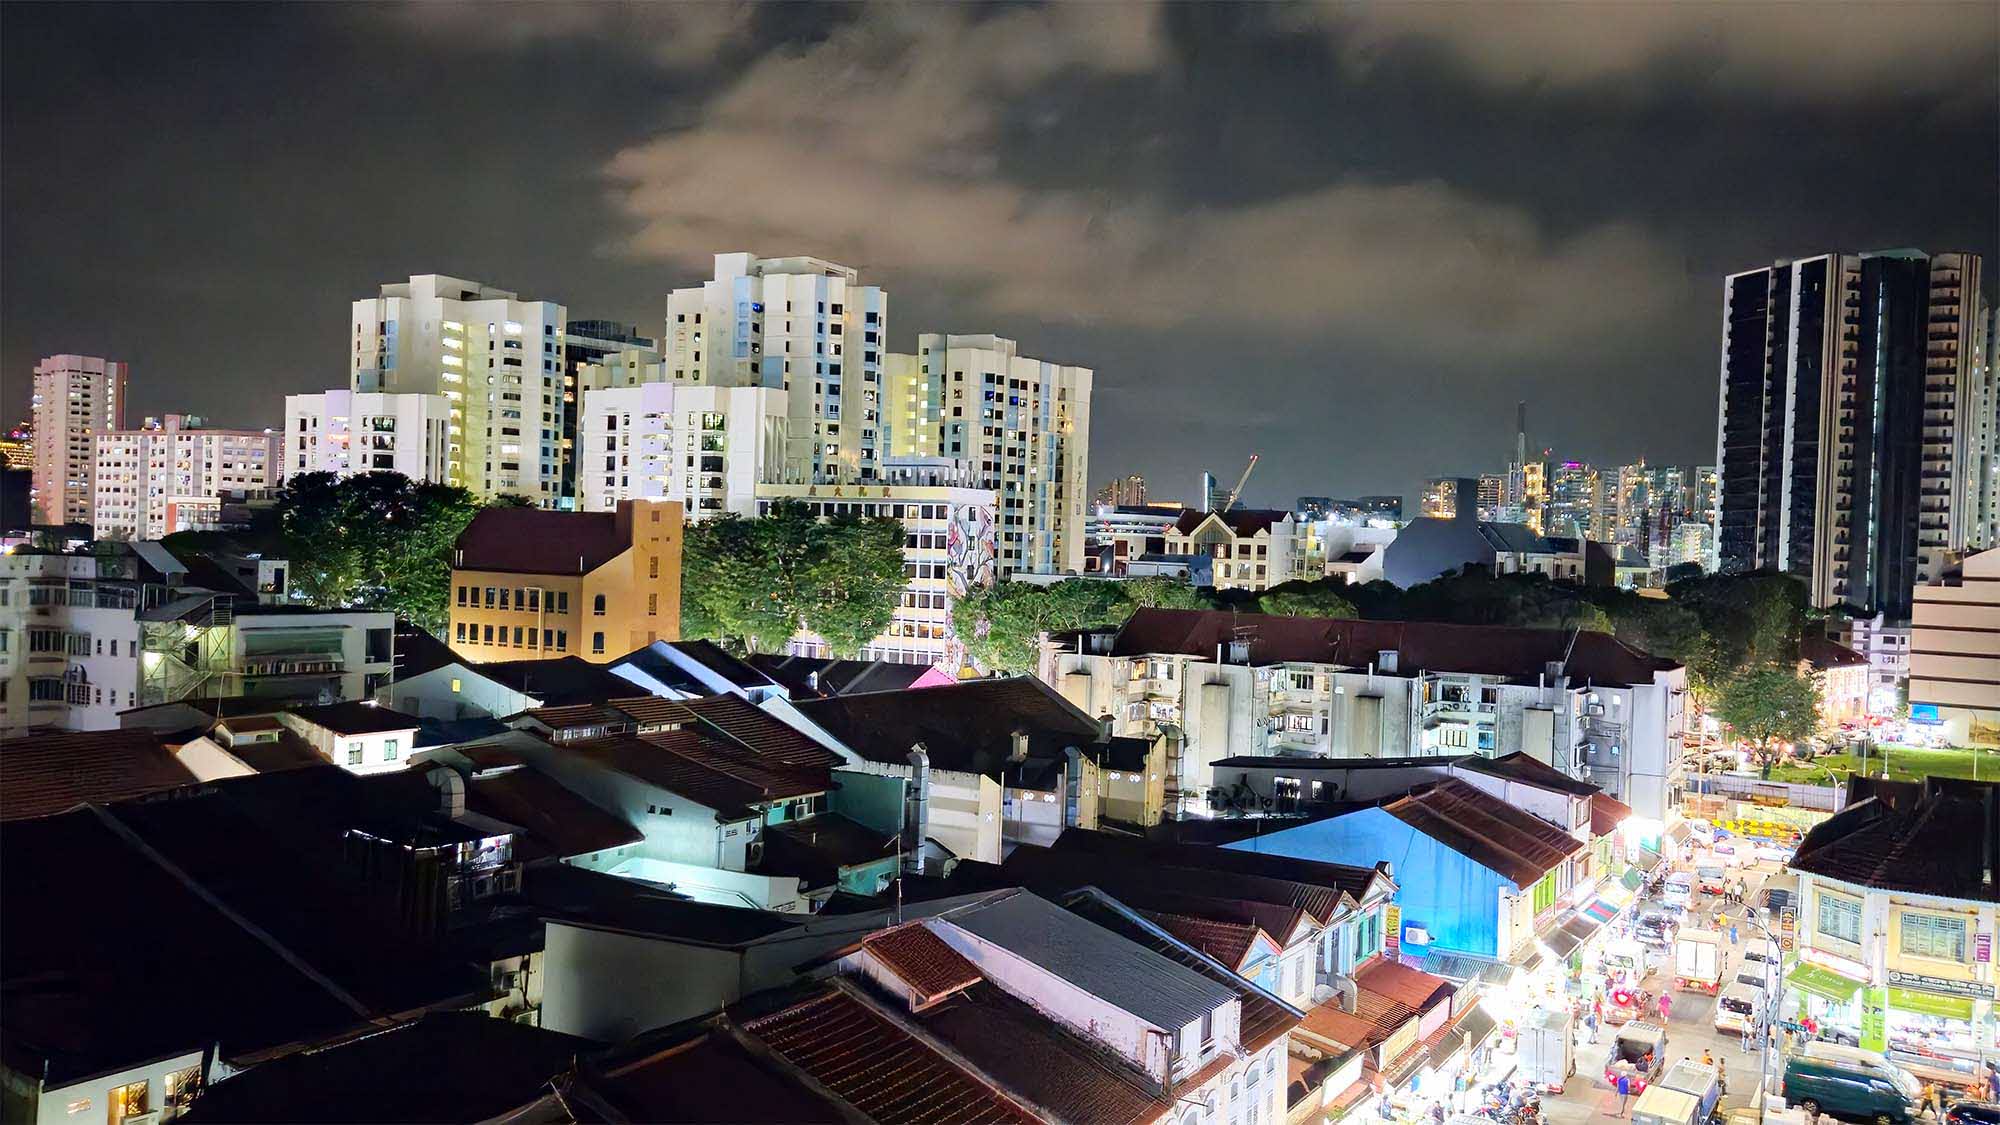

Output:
xmin=1386 ymin=905 xmax=1402 ymax=957
xmin=1779 ymin=906 xmax=1798 ymax=952
xmin=1977 ymin=930 xmax=1992 ymax=964
xmin=1885 ymin=970 xmax=1996 ymax=1001
xmin=1860 ymin=986 xmax=1888 ymax=1053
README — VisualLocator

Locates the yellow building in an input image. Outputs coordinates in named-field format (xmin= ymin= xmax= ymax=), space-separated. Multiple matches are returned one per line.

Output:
xmin=447 ymin=499 xmax=681 ymax=664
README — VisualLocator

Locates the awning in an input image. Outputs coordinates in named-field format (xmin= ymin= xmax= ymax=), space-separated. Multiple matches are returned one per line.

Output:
xmin=1458 ymin=1005 xmax=1499 ymax=1052
xmin=1788 ymin=961 xmax=1865 ymax=1005
xmin=1621 ymin=868 xmax=1646 ymax=891
xmin=1546 ymin=911 xmax=1607 ymax=960
xmin=1634 ymin=847 xmax=1664 ymax=871
xmin=1423 ymin=953 xmax=1516 ymax=987
xmin=1426 ymin=1029 xmax=1468 ymax=1074
xmin=1666 ymin=821 xmax=1693 ymax=846
xmin=1888 ymin=987 xmax=1975 ymax=1022
xmin=1591 ymin=792 xmax=1634 ymax=837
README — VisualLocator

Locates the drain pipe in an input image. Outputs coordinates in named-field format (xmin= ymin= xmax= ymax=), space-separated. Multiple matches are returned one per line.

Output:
xmin=907 ymin=743 xmax=930 ymax=875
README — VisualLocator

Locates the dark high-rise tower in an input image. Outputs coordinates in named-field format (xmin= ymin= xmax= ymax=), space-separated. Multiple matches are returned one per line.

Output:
xmin=1714 ymin=250 xmax=1991 ymax=619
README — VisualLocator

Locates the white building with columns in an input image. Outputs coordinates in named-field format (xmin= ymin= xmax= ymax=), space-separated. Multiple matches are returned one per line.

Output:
xmin=348 ymin=274 xmax=567 ymax=503
xmin=283 ymin=390 xmax=452 ymax=483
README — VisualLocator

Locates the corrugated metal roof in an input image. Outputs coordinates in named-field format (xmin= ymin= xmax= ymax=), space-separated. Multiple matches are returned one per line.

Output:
xmin=946 ymin=892 xmax=1236 ymax=1031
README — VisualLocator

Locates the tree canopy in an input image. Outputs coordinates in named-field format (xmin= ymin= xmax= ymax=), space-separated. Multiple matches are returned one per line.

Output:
xmin=1253 ymin=579 xmax=1359 ymax=619
xmin=679 ymin=500 xmax=907 ymax=657
xmin=1714 ymin=662 xmax=1822 ymax=775
xmin=276 ymin=471 xmax=484 ymax=633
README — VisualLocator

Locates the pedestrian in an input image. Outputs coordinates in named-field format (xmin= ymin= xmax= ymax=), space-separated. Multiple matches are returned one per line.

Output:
xmin=1702 ymin=1049 xmax=1714 ymax=1067
xmin=1729 ymin=922 xmax=1739 ymax=946
xmin=1923 ymin=1082 xmax=1943 ymax=1120
xmin=1431 ymin=1100 xmax=1447 ymax=1125
xmin=1985 ymin=1060 xmax=2000 ymax=1103
xmin=1616 ymin=1071 xmax=1632 ymax=1117
xmin=1585 ymin=1010 xmax=1600 ymax=1044
xmin=1659 ymin=992 xmax=1673 ymax=1023
xmin=1741 ymin=1019 xmax=1754 ymax=1054
xmin=1717 ymin=1057 xmax=1729 ymax=1096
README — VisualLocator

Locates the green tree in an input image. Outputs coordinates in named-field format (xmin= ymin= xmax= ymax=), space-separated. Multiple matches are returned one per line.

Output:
xmin=276 ymin=471 xmax=482 ymax=633
xmin=954 ymin=578 xmax=1129 ymax=675
xmin=1255 ymin=579 xmax=1359 ymax=619
xmin=1715 ymin=662 xmax=1822 ymax=778
xmin=679 ymin=501 xmax=906 ymax=657
xmin=1119 ymin=576 xmax=1215 ymax=612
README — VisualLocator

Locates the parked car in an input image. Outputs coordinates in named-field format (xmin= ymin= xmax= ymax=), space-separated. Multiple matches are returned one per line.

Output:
xmin=1756 ymin=840 xmax=1798 ymax=864
xmin=1696 ymin=865 xmax=1729 ymax=895
xmin=1713 ymin=981 xmax=1762 ymax=1034
xmin=1636 ymin=913 xmax=1678 ymax=949
xmin=1945 ymin=1103 xmax=2000 ymax=1125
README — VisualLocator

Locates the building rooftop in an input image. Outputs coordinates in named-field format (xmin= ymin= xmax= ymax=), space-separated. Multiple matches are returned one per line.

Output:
xmin=1144 ymin=911 xmax=1270 ymax=971
xmin=552 ymin=1019 xmax=846 ymax=1124
xmin=0 ymin=729 xmax=198 ymax=821
xmin=948 ymin=890 xmax=1238 ymax=1032
xmin=466 ymin=768 xmax=641 ymax=862
xmin=748 ymin=653 xmax=945 ymax=698
xmin=1466 ymin=750 xmax=1601 ymax=797
xmin=665 ymin=639 xmax=783 ymax=691
xmin=916 ymin=982 xmax=1170 ymax=1125
xmin=758 ymin=814 xmax=897 ymax=889
xmin=1383 ymin=778 xmax=1583 ymax=887
xmin=1802 ymin=635 xmax=1871 ymax=670
xmin=861 ymin=922 xmax=982 ymax=1002
xmin=453 ymin=506 xmax=632 ymax=575
xmin=1050 ymin=828 xmax=1391 ymax=907
xmin=1173 ymin=508 xmax=1291 ymax=537
xmin=740 ymin=985 xmax=1038 ymax=1124
xmin=472 ymin=656 xmax=642 ymax=705
xmin=569 ymin=728 xmax=831 ymax=821
xmin=1100 ymin=607 xmax=1680 ymax=686
xmin=284 ymin=700 xmax=422 ymax=736
xmin=393 ymin=621 xmax=458 ymax=679
xmin=795 ymin=676 xmax=1102 ymax=784
xmin=175 ymin=1012 xmax=595 ymax=1124
xmin=1790 ymin=778 xmax=1999 ymax=901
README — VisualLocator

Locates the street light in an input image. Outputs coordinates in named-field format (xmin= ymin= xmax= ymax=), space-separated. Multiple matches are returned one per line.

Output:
xmin=1722 ymin=899 xmax=1785 ymax=1104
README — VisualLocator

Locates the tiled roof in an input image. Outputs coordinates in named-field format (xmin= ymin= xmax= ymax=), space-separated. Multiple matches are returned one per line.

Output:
xmin=1461 ymin=751 xmax=1600 ymax=796
xmin=1001 ymin=843 xmax=1342 ymax=928
xmin=748 ymin=653 xmax=940 ymax=698
xmin=1355 ymin=957 xmax=1453 ymax=1013
xmin=1791 ymin=786 xmax=1998 ymax=901
xmin=226 ymin=733 xmax=328 ymax=774
xmin=576 ymin=1022 xmax=846 ymax=1124
xmin=1052 ymin=829 xmax=1387 ymax=906
xmin=571 ymin=729 xmax=830 ymax=820
xmin=1384 ymin=778 xmax=1583 ymax=888
xmin=453 ymin=507 xmax=630 ymax=575
xmin=284 ymin=701 xmax=422 ymax=736
xmin=758 ymin=814 xmax=897 ymax=888
xmin=1172 ymin=508 xmax=1291 ymax=537
xmin=0 ymin=730 xmax=198 ymax=821
xmin=1060 ymin=889 xmax=1302 ymax=1055
xmin=604 ymin=695 xmax=697 ymax=727
xmin=521 ymin=702 xmax=632 ymax=731
xmin=393 ymin=621 xmax=458 ymax=679
xmin=1145 ymin=912 xmax=1269 ymax=971
xmin=794 ymin=676 xmax=1101 ymax=779
xmin=667 ymin=639 xmax=782 ymax=690
xmin=1590 ymin=792 xmax=1635 ymax=837
xmin=741 ymin=986 xmax=1037 ymax=1124
xmin=466 ymin=768 xmax=641 ymax=862
xmin=684 ymin=694 xmax=843 ymax=768
xmin=1105 ymin=608 xmax=1681 ymax=686
xmin=474 ymin=656 xmax=640 ymax=705
xmin=1299 ymin=988 xmax=1416 ymax=1052
xmin=1802 ymin=635 xmax=1871 ymax=669
xmin=862 ymin=922 xmax=982 ymax=1002
xmin=918 ymin=983 xmax=1168 ymax=1125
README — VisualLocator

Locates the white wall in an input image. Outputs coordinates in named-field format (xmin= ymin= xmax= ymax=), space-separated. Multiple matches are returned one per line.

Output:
xmin=384 ymin=662 xmax=535 ymax=720
xmin=542 ymin=923 xmax=744 ymax=1040
xmin=284 ymin=389 xmax=452 ymax=484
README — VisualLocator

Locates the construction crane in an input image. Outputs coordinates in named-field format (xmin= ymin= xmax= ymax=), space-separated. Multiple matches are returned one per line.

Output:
xmin=1220 ymin=454 xmax=1259 ymax=513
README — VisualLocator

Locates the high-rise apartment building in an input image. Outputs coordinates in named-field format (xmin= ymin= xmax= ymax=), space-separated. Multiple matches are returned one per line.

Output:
xmin=30 ymin=355 xmax=128 ymax=527
xmin=576 ymin=382 xmax=789 ymax=517
xmin=349 ymin=274 xmax=567 ymax=503
xmin=92 ymin=415 xmax=278 ymax=540
xmin=883 ymin=333 xmax=1091 ymax=575
xmin=284 ymin=391 xmax=453 ymax=483
xmin=560 ymin=320 xmax=655 ymax=506
xmin=1715 ymin=250 xmax=1992 ymax=618
xmin=662 ymin=253 xmax=886 ymax=484
xmin=1420 ymin=477 xmax=1474 ymax=520
xmin=1970 ymin=304 xmax=2000 ymax=550
xmin=1475 ymin=473 xmax=1506 ymax=521
xmin=1547 ymin=461 xmax=1601 ymax=540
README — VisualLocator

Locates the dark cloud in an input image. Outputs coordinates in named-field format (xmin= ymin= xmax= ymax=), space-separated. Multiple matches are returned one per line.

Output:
xmin=3 ymin=1 xmax=1993 ymax=508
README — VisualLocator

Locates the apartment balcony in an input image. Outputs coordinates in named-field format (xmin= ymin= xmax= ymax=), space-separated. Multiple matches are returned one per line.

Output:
xmin=232 ymin=651 xmax=346 ymax=678
xmin=1422 ymin=698 xmax=1496 ymax=724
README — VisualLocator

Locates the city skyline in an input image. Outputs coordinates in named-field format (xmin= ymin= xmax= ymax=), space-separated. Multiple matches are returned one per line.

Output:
xmin=4 ymin=2 xmax=1996 ymax=509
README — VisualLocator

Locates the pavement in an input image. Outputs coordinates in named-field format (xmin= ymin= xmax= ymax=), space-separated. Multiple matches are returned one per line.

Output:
xmin=1540 ymin=855 xmax=1784 ymax=1125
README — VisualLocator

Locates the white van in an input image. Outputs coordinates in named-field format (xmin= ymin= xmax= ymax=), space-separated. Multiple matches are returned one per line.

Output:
xmin=1714 ymin=981 xmax=1762 ymax=1034
xmin=1662 ymin=872 xmax=1693 ymax=909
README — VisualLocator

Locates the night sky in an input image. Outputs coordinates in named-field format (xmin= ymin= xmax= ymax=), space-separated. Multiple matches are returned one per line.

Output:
xmin=4 ymin=2 xmax=1995 ymax=507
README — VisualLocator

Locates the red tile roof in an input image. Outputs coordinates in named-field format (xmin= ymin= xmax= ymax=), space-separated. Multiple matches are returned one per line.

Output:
xmin=742 ymin=986 xmax=1038 ymax=1124
xmin=1299 ymin=989 xmax=1416 ymax=1052
xmin=862 ymin=923 xmax=982 ymax=1003
xmin=1590 ymin=792 xmax=1634 ymax=837
xmin=452 ymin=507 xmax=631 ymax=575
xmin=1384 ymin=778 xmax=1583 ymax=888
xmin=1145 ymin=912 xmax=1270 ymax=971
xmin=1354 ymin=957 xmax=1453 ymax=1013
xmin=571 ymin=728 xmax=830 ymax=820
xmin=466 ymin=768 xmax=641 ymax=861
xmin=604 ymin=695 xmax=697 ymax=728
xmin=1802 ymin=635 xmax=1871 ymax=669
xmin=917 ymin=983 xmax=1167 ymax=1125
xmin=683 ymin=694 xmax=843 ymax=768
xmin=0 ymin=731 xmax=198 ymax=821
xmin=1105 ymin=608 xmax=1680 ymax=686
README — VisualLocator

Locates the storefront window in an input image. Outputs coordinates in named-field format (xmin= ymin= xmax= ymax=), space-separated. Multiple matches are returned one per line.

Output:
xmin=107 ymin=1080 xmax=147 ymax=1125
xmin=1817 ymin=894 xmax=1861 ymax=945
xmin=1359 ymin=909 xmax=1382 ymax=960
xmin=1900 ymin=913 xmax=1967 ymax=962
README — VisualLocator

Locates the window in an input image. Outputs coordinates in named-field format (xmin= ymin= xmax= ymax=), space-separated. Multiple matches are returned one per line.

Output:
xmin=593 ymin=594 xmax=606 ymax=615
xmin=383 ymin=738 xmax=399 ymax=761
xmin=109 ymin=1079 xmax=149 ymax=1125
xmin=347 ymin=743 xmax=364 ymax=766
xmin=1817 ymin=892 xmax=1862 ymax=945
xmin=1901 ymin=912 xmax=1967 ymax=962
xmin=649 ymin=556 xmax=660 ymax=578
xmin=648 ymin=593 xmax=658 ymax=615
xmin=592 ymin=631 xmax=605 ymax=654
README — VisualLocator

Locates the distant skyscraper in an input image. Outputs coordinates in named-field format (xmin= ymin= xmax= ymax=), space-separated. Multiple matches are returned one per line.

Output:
xmin=31 ymin=354 xmax=128 ymax=527
xmin=1475 ymin=473 xmax=1506 ymax=521
xmin=1548 ymin=461 xmax=1601 ymax=539
xmin=0 ymin=420 xmax=33 ymax=473
xmin=349 ymin=274 xmax=567 ymax=503
xmin=1097 ymin=474 xmax=1147 ymax=507
xmin=1296 ymin=496 xmax=1335 ymax=521
xmin=1421 ymin=477 xmax=1478 ymax=520
xmin=664 ymin=253 xmax=886 ymax=484
xmin=1971 ymin=303 xmax=2000 ymax=550
xmin=1715 ymin=250 xmax=1992 ymax=618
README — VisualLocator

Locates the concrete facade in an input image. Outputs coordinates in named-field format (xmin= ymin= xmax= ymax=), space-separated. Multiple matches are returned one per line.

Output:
xmin=284 ymin=390 xmax=452 ymax=483
xmin=30 ymin=354 xmax=128 ymax=527
xmin=92 ymin=415 xmax=278 ymax=540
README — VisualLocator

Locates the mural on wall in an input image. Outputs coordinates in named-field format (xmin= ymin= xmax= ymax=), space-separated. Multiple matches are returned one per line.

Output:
xmin=942 ymin=502 xmax=997 ymax=669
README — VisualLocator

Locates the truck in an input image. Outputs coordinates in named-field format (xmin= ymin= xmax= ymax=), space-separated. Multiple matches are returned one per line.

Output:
xmin=1605 ymin=1021 xmax=1669 ymax=1092
xmin=1630 ymin=1083 xmax=1705 ymax=1125
xmin=1674 ymin=930 xmax=1723 ymax=993
xmin=1518 ymin=1006 xmax=1575 ymax=1093
xmin=1657 ymin=1058 xmax=1722 ymax=1120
